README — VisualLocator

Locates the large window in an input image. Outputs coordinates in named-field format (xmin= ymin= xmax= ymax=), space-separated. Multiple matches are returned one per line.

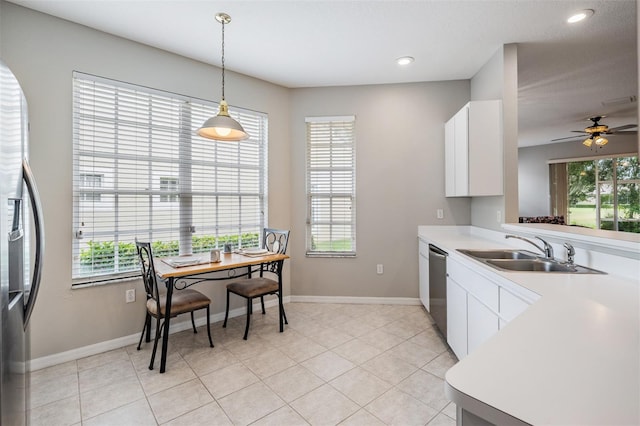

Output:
xmin=72 ymin=72 xmax=268 ymax=284
xmin=550 ymin=154 xmax=639 ymax=233
xmin=305 ymin=116 xmax=356 ymax=256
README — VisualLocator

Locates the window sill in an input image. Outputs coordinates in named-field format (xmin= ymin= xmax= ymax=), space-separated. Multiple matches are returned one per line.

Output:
xmin=306 ymin=252 xmax=356 ymax=258
xmin=72 ymin=274 xmax=140 ymax=289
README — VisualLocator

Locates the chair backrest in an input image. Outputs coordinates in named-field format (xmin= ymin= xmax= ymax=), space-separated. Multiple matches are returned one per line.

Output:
xmin=263 ymin=228 xmax=290 ymax=255
xmin=136 ymin=241 xmax=161 ymax=305
xmin=261 ymin=228 xmax=290 ymax=276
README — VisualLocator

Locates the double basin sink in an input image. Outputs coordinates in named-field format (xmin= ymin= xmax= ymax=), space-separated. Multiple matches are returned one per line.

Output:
xmin=457 ymin=249 xmax=606 ymax=274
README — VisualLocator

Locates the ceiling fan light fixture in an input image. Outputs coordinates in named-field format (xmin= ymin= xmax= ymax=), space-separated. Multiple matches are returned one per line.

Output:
xmin=594 ymin=135 xmax=608 ymax=146
xmin=197 ymin=12 xmax=249 ymax=142
xmin=567 ymin=9 xmax=594 ymax=24
xmin=582 ymin=137 xmax=593 ymax=147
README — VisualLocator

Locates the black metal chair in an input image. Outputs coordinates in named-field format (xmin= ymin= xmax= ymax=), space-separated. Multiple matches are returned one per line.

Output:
xmin=135 ymin=241 xmax=213 ymax=370
xmin=223 ymin=228 xmax=290 ymax=340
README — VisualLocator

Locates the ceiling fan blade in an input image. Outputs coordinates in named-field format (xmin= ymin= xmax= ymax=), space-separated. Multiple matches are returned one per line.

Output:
xmin=551 ymin=135 xmax=586 ymax=142
xmin=608 ymin=130 xmax=637 ymax=135
xmin=607 ymin=124 xmax=637 ymax=132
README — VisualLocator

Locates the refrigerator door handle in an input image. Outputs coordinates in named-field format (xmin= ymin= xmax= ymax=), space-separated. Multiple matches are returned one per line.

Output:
xmin=22 ymin=159 xmax=45 ymax=328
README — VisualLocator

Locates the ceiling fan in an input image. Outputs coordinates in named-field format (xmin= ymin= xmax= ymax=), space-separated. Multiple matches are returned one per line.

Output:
xmin=551 ymin=116 xmax=637 ymax=148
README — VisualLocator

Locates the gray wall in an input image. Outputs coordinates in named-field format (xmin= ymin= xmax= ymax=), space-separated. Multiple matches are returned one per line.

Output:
xmin=289 ymin=82 xmax=470 ymax=298
xmin=518 ymin=135 xmax=639 ymax=217
xmin=0 ymin=1 xmax=512 ymax=359
xmin=469 ymin=44 xmax=519 ymax=230
xmin=1 ymin=3 xmax=291 ymax=358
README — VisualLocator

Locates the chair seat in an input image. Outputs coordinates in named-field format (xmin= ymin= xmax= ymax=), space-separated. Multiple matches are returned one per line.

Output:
xmin=147 ymin=289 xmax=211 ymax=317
xmin=227 ymin=277 xmax=278 ymax=298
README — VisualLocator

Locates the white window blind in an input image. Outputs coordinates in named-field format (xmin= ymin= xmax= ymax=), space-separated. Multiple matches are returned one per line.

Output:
xmin=72 ymin=72 xmax=268 ymax=284
xmin=305 ymin=116 xmax=356 ymax=256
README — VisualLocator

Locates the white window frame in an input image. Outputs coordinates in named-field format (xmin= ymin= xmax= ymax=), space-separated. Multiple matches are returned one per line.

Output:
xmin=305 ymin=115 xmax=356 ymax=257
xmin=159 ymin=177 xmax=179 ymax=203
xmin=72 ymin=72 xmax=268 ymax=285
xmin=79 ymin=173 xmax=103 ymax=202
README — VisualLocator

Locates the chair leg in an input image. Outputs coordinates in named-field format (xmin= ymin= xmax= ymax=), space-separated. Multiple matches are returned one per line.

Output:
xmin=260 ymin=296 xmax=266 ymax=314
xmin=149 ymin=317 xmax=163 ymax=370
xmin=243 ymin=297 xmax=252 ymax=340
xmin=223 ymin=289 xmax=230 ymax=328
xmin=190 ymin=311 xmax=198 ymax=334
xmin=281 ymin=299 xmax=288 ymax=325
xmin=137 ymin=313 xmax=150 ymax=350
xmin=205 ymin=306 xmax=214 ymax=348
xmin=145 ymin=312 xmax=152 ymax=342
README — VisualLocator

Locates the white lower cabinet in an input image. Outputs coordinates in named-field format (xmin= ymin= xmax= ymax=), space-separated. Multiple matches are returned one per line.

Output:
xmin=467 ymin=294 xmax=499 ymax=354
xmin=418 ymin=239 xmax=430 ymax=310
xmin=447 ymin=277 xmax=468 ymax=359
xmin=446 ymin=255 xmax=534 ymax=359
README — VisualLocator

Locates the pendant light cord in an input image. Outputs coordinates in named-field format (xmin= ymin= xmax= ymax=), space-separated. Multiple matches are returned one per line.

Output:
xmin=221 ymin=18 xmax=225 ymax=101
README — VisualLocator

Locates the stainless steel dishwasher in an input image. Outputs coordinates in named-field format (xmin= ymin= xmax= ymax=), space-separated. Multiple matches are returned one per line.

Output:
xmin=428 ymin=244 xmax=448 ymax=337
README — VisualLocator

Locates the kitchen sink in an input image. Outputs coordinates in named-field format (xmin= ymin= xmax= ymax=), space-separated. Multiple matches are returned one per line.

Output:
xmin=457 ymin=249 xmax=538 ymax=260
xmin=485 ymin=259 xmax=603 ymax=274
xmin=457 ymin=249 xmax=606 ymax=274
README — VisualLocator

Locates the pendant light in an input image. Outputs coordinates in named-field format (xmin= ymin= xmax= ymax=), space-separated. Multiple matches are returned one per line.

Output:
xmin=197 ymin=12 xmax=249 ymax=141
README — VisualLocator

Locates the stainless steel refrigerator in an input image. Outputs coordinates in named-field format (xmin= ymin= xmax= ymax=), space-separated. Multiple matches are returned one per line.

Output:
xmin=0 ymin=59 xmax=45 ymax=425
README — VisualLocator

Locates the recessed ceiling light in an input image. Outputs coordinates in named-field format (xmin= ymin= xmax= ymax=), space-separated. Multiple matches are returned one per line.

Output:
xmin=567 ymin=9 xmax=594 ymax=24
xmin=396 ymin=56 xmax=414 ymax=66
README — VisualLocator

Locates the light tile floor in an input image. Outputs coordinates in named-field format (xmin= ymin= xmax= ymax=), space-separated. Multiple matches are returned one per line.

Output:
xmin=29 ymin=302 xmax=458 ymax=426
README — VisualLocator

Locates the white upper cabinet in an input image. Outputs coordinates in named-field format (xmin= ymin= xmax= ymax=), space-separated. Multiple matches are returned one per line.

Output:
xmin=445 ymin=100 xmax=503 ymax=197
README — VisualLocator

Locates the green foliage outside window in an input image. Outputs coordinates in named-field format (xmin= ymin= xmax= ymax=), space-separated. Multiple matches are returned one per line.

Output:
xmin=79 ymin=233 xmax=260 ymax=273
xmin=568 ymin=156 xmax=639 ymax=233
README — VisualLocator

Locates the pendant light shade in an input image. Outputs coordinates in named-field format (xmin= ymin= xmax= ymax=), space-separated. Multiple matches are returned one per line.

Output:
xmin=198 ymin=100 xmax=248 ymax=141
xmin=198 ymin=12 xmax=249 ymax=141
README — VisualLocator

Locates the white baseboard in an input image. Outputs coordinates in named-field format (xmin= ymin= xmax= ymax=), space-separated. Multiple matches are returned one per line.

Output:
xmin=289 ymin=295 xmax=421 ymax=305
xmin=29 ymin=296 xmax=289 ymax=372
xmin=29 ymin=295 xmax=418 ymax=371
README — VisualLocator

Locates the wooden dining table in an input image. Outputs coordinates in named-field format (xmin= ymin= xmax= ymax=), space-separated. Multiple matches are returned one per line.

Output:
xmin=153 ymin=251 xmax=289 ymax=373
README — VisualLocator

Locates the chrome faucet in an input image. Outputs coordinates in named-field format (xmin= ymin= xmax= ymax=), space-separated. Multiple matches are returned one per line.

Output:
xmin=563 ymin=243 xmax=575 ymax=266
xmin=505 ymin=234 xmax=554 ymax=259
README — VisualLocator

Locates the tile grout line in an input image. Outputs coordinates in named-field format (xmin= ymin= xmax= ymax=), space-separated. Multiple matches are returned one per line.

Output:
xmin=33 ymin=303 xmax=456 ymax=426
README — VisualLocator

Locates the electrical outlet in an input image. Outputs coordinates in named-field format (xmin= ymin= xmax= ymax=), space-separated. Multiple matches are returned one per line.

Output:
xmin=125 ymin=289 xmax=135 ymax=303
xmin=497 ymin=210 xmax=502 ymax=223
xmin=436 ymin=209 xmax=444 ymax=219
xmin=376 ymin=264 xmax=384 ymax=275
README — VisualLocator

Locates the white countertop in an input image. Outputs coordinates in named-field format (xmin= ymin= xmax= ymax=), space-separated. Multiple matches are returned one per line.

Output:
xmin=418 ymin=226 xmax=640 ymax=425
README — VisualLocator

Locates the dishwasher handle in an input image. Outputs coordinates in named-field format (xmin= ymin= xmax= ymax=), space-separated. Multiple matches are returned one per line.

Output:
xmin=428 ymin=244 xmax=448 ymax=258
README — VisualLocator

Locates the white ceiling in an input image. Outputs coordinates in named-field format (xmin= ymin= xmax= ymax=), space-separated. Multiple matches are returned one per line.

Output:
xmin=7 ymin=0 xmax=639 ymax=147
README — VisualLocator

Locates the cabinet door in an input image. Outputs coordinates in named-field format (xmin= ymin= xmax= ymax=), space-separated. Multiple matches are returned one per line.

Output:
xmin=418 ymin=250 xmax=429 ymax=311
xmin=444 ymin=117 xmax=456 ymax=197
xmin=447 ymin=278 xmax=467 ymax=360
xmin=467 ymin=293 xmax=499 ymax=354
xmin=468 ymin=100 xmax=503 ymax=196
xmin=453 ymin=106 xmax=469 ymax=196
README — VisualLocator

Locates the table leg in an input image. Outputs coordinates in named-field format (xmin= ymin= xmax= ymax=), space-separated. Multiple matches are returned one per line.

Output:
xmin=160 ymin=276 xmax=174 ymax=374
xmin=278 ymin=261 xmax=284 ymax=332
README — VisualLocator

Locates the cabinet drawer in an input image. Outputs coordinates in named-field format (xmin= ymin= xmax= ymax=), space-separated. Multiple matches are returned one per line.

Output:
xmin=499 ymin=287 xmax=530 ymax=322
xmin=448 ymin=257 xmax=498 ymax=312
